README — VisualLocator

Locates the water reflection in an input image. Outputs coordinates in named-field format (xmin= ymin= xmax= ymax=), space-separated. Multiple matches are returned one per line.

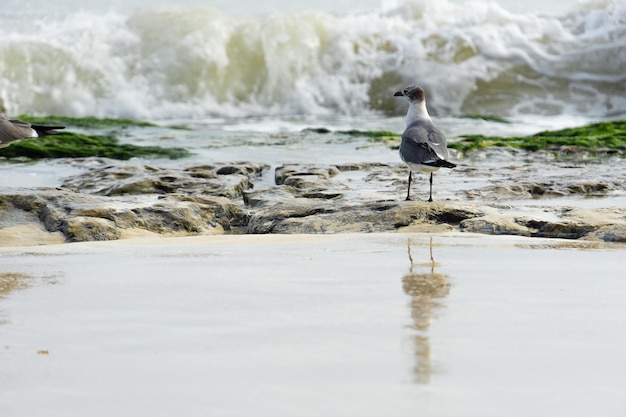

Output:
xmin=402 ymin=237 xmax=451 ymax=384
xmin=0 ymin=272 xmax=33 ymax=299
xmin=0 ymin=272 xmax=58 ymax=325
xmin=0 ymin=272 xmax=32 ymax=325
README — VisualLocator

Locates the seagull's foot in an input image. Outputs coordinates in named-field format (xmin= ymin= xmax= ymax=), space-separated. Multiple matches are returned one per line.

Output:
xmin=427 ymin=197 xmax=433 ymax=203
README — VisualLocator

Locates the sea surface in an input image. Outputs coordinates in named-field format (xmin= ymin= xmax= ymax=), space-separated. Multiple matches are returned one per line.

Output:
xmin=1 ymin=0 xmax=625 ymax=185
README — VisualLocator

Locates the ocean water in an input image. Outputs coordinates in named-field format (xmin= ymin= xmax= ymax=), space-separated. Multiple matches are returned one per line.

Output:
xmin=1 ymin=0 xmax=625 ymax=121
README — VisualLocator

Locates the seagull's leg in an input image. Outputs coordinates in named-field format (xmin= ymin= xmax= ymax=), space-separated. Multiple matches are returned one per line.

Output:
xmin=405 ymin=171 xmax=412 ymax=201
xmin=428 ymin=172 xmax=433 ymax=202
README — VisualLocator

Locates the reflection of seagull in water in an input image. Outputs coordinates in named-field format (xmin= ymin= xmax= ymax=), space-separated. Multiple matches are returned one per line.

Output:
xmin=0 ymin=113 xmax=65 ymax=149
xmin=394 ymin=85 xmax=456 ymax=201
xmin=402 ymin=237 xmax=451 ymax=384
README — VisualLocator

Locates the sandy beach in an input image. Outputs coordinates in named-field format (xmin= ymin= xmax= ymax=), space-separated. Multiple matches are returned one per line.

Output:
xmin=2 ymin=0 xmax=626 ymax=415
xmin=1 ymin=232 xmax=625 ymax=417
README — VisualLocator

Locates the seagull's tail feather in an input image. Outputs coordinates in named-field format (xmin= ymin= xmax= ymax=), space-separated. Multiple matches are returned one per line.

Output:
xmin=423 ymin=159 xmax=457 ymax=169
xmin=439 ymin=160 xmax=457 ymax=168
xmin=31 ymin=124 xmax=65 ymax=136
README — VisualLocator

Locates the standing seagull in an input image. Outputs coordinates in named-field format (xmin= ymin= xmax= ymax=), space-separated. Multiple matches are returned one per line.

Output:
xmin=0 ymin=113 xmax=65 ymax=149
xmin=394 ymin=85 xmax=456 ymax=201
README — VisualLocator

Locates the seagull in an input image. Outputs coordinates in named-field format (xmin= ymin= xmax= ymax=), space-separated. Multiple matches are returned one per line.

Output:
xmin=394 ymin=85 xmax=456 ymax=202
xmin=0 ymin=113 xmax=65 ymax=149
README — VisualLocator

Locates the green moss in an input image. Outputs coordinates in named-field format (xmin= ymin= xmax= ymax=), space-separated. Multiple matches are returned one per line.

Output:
xmin=302 ymin=127 xmax=402 ymax=147
xmin=341 ymin=121 xmax=626 ymax=157
xmin=338 ymin=129 xmax=399 ymax=138
xmin=1 ymin=115 xmax=191 ymax=160
xmin=303 ymin=127 xmax=399 ymax=138
xmin=449 ymin=120 xmax=626 ymax=156
xmin=458 ymin=114 xmax=510 ymax=123
xmin=16 ymin=115 xmax=158 ymax=129
xmin=0 ymin=131 xmax=191 ymax=160
xmin=340 ymin=130 xmax=401 ymax=147
xmin=166 ymin=124 xmax=194 ymax=131
xmin=302 ymin=127 xmax=332 ymax=134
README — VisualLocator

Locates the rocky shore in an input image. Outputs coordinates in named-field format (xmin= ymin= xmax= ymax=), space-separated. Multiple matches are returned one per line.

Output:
xmin=1 ymin=152 xmax=624 ymax=245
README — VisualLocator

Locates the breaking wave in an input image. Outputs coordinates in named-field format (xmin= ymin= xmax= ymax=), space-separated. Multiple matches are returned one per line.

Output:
xmin=1 ymin=0 xmax=625 ymax=120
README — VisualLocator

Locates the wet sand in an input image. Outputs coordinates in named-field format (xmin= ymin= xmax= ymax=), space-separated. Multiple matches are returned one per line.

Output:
xmin=1 ymin=232 xmax=625 ymax=417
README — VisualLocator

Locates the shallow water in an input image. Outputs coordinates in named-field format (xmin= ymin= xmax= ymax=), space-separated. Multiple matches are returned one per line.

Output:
xmin=0 ymin=113 xmax=612 ymax=190
xmin=1 ymin=233 xmax=625 ymax=416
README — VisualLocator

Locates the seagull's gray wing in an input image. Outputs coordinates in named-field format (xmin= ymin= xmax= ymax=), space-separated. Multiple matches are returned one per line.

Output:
xmin=399 ymin=130 xmax=433 ymax=165
xmin=0 ymin=114 xmax=35 ymax=148
xmin=400 ymin=120 xmax=450 ymax=164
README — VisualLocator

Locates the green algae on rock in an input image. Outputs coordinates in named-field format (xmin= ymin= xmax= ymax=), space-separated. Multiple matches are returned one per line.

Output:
xmin=342 ymin=130 xmax=401 ymax=148
xmin=0 ymin=132 xmax=191 ymax=160
xmin=304 ymin=127 xmax=402 ymax=148
xmin=449 ymin=120 xmax=626 ymax=156
xmin=330 ymin=120 xmax=626 ymax=157
xmin=458 ymin=114 xmax=510 ymax=123
xmin=14 ymin=115 xmax=158 ymax=129
xmin=0 ymin=115 xmax=191 ymax=160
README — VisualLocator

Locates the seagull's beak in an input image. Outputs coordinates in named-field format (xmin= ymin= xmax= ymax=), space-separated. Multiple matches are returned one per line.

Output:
xmin=393 ymin=90 xmax=404 ymax=97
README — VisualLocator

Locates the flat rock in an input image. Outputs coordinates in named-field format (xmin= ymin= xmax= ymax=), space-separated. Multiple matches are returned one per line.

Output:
xmin=247 ymin=200 xmax=482 ymax=234
xmin=62 ymin=159 xmax=269 ymax=199
xmin=0 ymin=187 xmax=245 ymax=243
xmin=1 ymin=158 xmax=625 ymax=244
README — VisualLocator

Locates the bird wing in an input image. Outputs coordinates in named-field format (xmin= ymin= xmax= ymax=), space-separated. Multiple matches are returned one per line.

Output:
xmin=0 ymin=114 xmax=35 ymax=147
xmin=399 ymin=132 xmax=433 ymax=165
xmin=400 ymin=120 xmax=450 ymax=163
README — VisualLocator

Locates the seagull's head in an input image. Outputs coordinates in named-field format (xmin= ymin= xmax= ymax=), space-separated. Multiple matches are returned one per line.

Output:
xmin=393 ymin=85 xmax=425 ymax=103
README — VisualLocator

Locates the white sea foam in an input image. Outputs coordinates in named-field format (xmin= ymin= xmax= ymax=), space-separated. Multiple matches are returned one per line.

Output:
xmin=1 ymin=0 xmax=624 ymax=120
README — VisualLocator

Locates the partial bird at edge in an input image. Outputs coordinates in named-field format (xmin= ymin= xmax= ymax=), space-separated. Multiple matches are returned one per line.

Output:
xmin=0 ymin=113 xmax=65 ymax=149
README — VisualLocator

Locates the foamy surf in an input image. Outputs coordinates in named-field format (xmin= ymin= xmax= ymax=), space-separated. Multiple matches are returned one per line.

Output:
xmin=1 ymin=0 xmax=624 ymax=120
